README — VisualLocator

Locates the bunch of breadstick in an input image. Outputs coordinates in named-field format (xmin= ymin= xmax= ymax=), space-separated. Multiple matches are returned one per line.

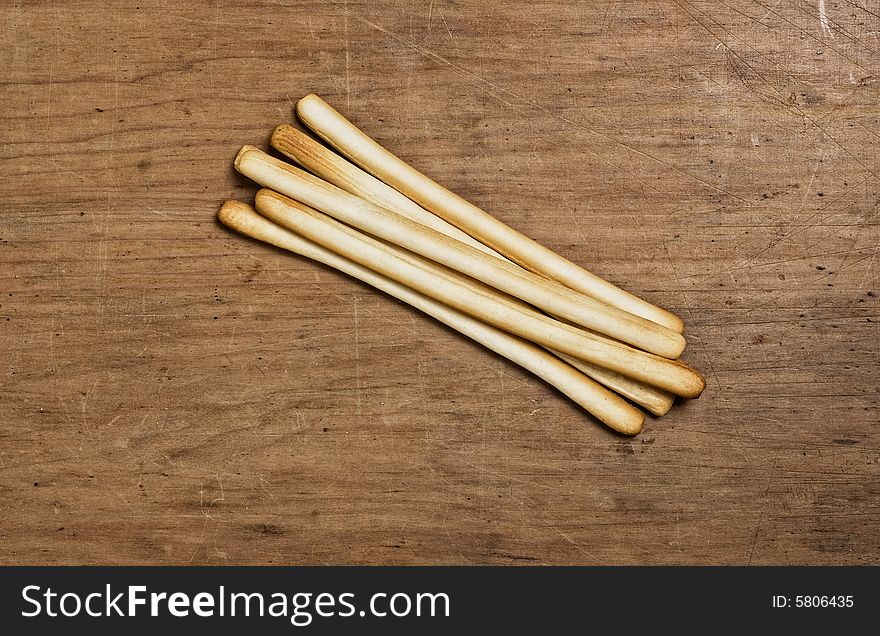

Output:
xmin=219 ymin=94 xmax=705 ymax=435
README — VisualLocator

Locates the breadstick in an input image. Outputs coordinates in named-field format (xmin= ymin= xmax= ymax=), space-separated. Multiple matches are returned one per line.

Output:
xmin=295 ymin=93 xmax=685 ymax=333
xmin=269 ymin=127 xmax=676 ymax=414
xmin=271 ymin=124 xmax=509 ymax=262
xmin=345 ymin=234 xmax=675 ymax=415
xmin=235 ymin=146 xmax=686 ymax=360
xmin=295 ymin=197 xmax=677 ymax=416
xmin=550 ymin=354 xmax=674 ymax=416
xmin=218 ymin=200 xmax=644 ymax=435
xmin=254 ymin=189 xmax=705 ymax=399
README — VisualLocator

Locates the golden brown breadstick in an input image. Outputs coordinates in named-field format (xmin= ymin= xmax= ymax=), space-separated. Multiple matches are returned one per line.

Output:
xmin=551 ymin=353 xmax=675 ymax=416
xmin=235 ymin=146 xmax=686 ymax=359
xmin=377 ymin=256 xmax=676 ymax=416
xmin=271 ymin=124 xmax=509 ymax=262
xmin=254 ymin=189 xmax=705 ymax=398
xmin=269 ymin=127 xmax=676 ymax=414
xmin=270 ymin=127 xmax=676 ymax=414
xmin=218 ymin=200 xmax=644 ymax=435
xmin=298 ymin=199 xmax=676 ymax=416
xmin=295 ymin=93 xmax=685 ymax=333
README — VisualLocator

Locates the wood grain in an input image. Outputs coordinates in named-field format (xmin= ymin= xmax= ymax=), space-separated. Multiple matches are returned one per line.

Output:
xmin=1 ymin=0 xmax=878 ymax=565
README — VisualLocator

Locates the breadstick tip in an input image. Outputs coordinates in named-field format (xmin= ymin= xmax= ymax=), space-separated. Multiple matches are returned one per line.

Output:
xmin=296 ymin=93 xmax=325 ymax=120
xmin=298 ymin=93 xmax=322 ymax=106
xmin=233 ymin=145 xmax=260 ymax=170
xmin=254 ymin=188 xmax=282 ymax=206
xmin=217 ymin=200 xmax=255 ymax=228
xmin=669 ymin=314 xmax=686 ymax=333
xmin=671 ymin=359 xmax=707 ymax=398
xmin=692 ymin=372 xmax=707 ymax=398
xmin=649 ymin=396 xmax=675 ymax=417
xmin=616 ymin=412 xmax=644 ymax=436
xmin=272 ymin=123 xmax=295 ymax=139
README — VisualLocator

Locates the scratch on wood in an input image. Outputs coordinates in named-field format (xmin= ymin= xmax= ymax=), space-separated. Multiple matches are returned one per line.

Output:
xmin=353 ymin=296 xmax=362 ymax=415
xmin=817 ymin=0 xmax=835 ymax=39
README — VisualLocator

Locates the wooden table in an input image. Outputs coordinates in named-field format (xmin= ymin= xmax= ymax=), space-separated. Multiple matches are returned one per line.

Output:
xmin=2 ymin=0 xmax=877 ymax=565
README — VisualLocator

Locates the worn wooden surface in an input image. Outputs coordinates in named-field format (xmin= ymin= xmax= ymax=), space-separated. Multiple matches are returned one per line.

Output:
xmin=1 ymin=0 xmax=878 ymax=565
